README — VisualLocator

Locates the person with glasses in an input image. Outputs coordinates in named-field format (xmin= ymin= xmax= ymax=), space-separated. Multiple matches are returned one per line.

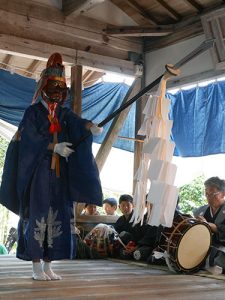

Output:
xmin=193 ymin=176 xmax=225 ymax=274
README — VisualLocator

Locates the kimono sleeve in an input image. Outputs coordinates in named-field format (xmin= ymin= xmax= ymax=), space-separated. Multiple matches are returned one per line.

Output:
xmin=65 ymin=110 xmax=103 ymax=206
xmin=16 ymin=105 xmax=50 ymax=211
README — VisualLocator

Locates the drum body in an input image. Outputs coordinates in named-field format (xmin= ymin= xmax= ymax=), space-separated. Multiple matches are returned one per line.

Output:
xmin=158 ymin=214 xmax=212 ymax=273
xmin=84 ymin=224 xmax=116 ymax=257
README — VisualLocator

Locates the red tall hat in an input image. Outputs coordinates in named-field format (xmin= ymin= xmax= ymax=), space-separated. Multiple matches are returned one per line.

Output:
xmin=32 ymin=53 xmax=67 ymax=103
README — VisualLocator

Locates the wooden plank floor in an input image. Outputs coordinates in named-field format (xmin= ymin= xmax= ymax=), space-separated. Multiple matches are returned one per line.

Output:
xmin=0 ymin=256 xmax=225 ymax=300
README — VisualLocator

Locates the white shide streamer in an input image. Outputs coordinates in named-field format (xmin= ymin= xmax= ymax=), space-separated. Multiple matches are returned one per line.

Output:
xmin=131 ymin=77 xmax=179 ymax=228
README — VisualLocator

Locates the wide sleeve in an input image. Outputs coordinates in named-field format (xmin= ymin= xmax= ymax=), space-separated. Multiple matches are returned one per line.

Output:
xmin=192 ymin=205 xmax=208 ymax=218
xmin=215 ymin=205 xmax=225 ymax=242
xmin=216 ymin=224 xmax=225 ymax=242
xmin=65 ymin=110 xmax=103 ymax=206
xmin=17 ymin=105 xmax=51 ymax=208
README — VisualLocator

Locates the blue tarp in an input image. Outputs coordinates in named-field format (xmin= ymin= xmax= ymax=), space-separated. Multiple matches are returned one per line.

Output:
xmin=0 ymin=69 xmax=135 ymax=152
xmin=167 ymin=81 xmax=225 ymax=157
xmin=1 ymin=68 xmax=225 ymax=156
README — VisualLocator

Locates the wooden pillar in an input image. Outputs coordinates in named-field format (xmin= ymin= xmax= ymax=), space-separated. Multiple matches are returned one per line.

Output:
xmin=70 ymin=65 xmax=83 ymax=115
xmin=95 ymin=77 xmax=141 ymax=172
xmin=133 ymin=77 xmax=146 ymax=194
xmin=71 ymin=65 xmax=83 ymax=219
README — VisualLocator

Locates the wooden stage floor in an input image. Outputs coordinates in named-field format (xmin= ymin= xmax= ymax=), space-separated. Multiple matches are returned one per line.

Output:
xmin=0 ymin=255 xmax=225 ymax=300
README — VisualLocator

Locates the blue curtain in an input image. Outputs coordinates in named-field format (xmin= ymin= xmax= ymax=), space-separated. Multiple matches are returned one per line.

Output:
xmin=0 ymin=70 xmax=36 ymax=125
xmin=0 ymin=69 xmax=135 ymax=152
xmin=1 ymin=68 xmax=225 ymax=156
xmin=75 ymin=82 xmax=135 ymax=152
xmin=167 ymin=81 xmax=225 ymax=157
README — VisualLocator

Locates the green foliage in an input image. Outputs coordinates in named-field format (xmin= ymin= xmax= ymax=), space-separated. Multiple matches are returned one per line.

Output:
xmin=0 ymin=136 xmax=8 ymax=171
xmin=0 ymin=136 xmax=10 ymax=243
xmin=179 ymin=175 xmax=207 ymax=215
xmin=0 ymin=204 xmax=9 ymax=243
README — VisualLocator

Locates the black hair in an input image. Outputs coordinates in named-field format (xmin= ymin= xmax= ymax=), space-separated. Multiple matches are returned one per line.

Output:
xmin=119 ymin=194 xmax=133 ymax=204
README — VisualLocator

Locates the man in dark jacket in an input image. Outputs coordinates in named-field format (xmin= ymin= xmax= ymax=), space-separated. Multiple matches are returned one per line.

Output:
xmin=193 ymin=176 xmax=225 ymax=274
xmin=114 ymin=194 xmax=157 ymax=259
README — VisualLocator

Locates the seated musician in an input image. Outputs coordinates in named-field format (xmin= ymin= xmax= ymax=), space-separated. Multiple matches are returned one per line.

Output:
xmin=114 ymin=194 xmax=157 ymax=260
xmin=193 ymin=176 xmax=225 ymax=274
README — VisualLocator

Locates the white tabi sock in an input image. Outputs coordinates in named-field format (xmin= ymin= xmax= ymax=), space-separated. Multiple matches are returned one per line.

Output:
xmin=32 ymin=262 xmax=51 ymax=281
xmin=43 ymin=262 xmax=62 ymax=280
xmin=206 ymin=265 xmax=223 ymax=275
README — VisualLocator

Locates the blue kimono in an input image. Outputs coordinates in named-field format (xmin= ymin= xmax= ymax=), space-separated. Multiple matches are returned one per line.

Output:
xmin=0 ymin=102 xmax=103 ymax=260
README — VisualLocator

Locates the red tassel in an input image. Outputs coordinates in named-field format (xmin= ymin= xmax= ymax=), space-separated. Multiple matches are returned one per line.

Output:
xmin=48 ymin=118 xmax=61 ymax=134
xmin=47 ymin=102 xmax=62 ymax=134
xmin=49 ymin=123 xmax=55 ymax=134
xmin=55 ymin=122 xmax=61 ymax=132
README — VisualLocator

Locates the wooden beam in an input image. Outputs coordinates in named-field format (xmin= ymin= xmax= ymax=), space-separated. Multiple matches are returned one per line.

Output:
xmin=126 ymin=0 xmax=159 ymax=25
xmin=184 ymin=0 xmax=204 ymax=12
xmin=71 ymin=65 xmax=83 ymax=116
xmin=133 ymin=87 xmax=146 ymax=194
xmin=211 ymin=19 xmax=225 ymax=62
xmin=202 ymin=7 xmax=225 ymax=69
xmin=105 ymin=25 xmax=173 ymax=37
xmin=23 ymin=59 xmax=41 ymax=77
xmin=82 ymin=70 xmax=94 ymax=82
xmin=144 ymin=19 xmax=203 ymax=52
xmin=0 ymin=34 xmax=136 ymax=76
xmin=144 ymin=3 xmax=225 ymax=52
xmin=0 ymin=0 xmax=142 ymax=58
xmin=0 ymin=0 xmax=105 ymax=30
xmin=95 ymin=77 xmax=141 ymax=172
xmin=0 ymin=54 xmax=13 ymax=70
xmin=155 ymin=0 xmax=182 ymax=21
xmin=62 ymin=0 xmax=105 ymax=17
xmin=110 ymin=0 xmax=158 ymax=26
xmin=83 ymin=71 xmax=105 ymax=87
xmin=0 ymin=9 xmax=141 ymax=55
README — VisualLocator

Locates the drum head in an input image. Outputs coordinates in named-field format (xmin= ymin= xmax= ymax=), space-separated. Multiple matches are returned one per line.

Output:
xmin=177 ymin=223 xmax=211 ymax=270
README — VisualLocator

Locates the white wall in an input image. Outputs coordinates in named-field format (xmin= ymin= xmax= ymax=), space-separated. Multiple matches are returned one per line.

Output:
xmin=145 ymin=35 xmax=214 ymax=86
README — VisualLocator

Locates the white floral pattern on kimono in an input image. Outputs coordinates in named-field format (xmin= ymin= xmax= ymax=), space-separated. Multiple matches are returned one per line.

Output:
xmin=34 ymin=207 xmax=62 ymax=248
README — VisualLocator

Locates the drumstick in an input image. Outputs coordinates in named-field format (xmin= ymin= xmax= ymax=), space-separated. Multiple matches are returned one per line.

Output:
xmin=117 ymin=236 xmax=127 ymax=249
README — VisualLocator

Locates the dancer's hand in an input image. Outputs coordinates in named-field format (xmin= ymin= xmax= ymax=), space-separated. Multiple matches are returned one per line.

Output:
xmin=90 ymin=123 xmax=103 ymax=136
xmin=54 ymin=142 xmax=74 ymax=158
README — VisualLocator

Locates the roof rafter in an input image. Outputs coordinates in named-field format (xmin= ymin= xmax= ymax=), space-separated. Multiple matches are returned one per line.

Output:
xmin=155 ymin=0 xmax=182 ymax=21
xmin=82 ymin=69 xmax=94 ymax=82
xmin=126 ymin=0 xmax=159 ymax=25
xmin=110 ymin=0 xmax=158 ymax=26
xmin=184 ymin=0 xmax=204 ymax=12
xmin=144 ymin=3 xmax=225 ymax=51
xmin=83 ymin=70 xmax=105 ymax=87
xmin=23 ymin=59 xmax=41 ymax=77
xmin=0 ymin=54 xmax=13 ymax=70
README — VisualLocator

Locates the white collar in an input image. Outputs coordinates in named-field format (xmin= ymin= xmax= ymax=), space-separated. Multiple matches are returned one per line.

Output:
xmin=41 ymin=99 xmax=48 ymax=110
